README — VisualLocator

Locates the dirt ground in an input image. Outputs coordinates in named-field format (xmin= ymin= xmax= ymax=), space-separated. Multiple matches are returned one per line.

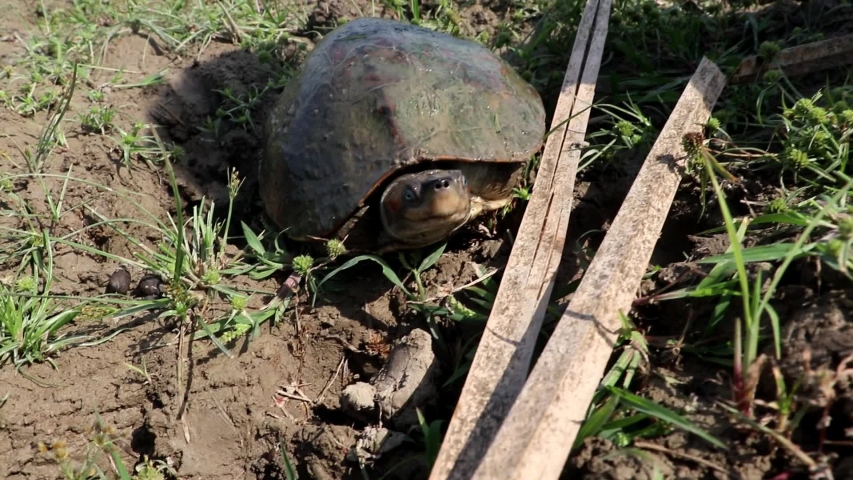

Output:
xmin=1 ymin=0 xmax=853 ymax=479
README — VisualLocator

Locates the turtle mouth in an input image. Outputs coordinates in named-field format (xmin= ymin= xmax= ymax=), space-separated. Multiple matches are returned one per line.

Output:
xmin=379 ymin=169 xmax=473 ymax=245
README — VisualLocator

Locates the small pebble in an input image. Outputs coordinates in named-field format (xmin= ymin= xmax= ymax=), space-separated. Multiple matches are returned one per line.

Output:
xmin=105 ymin=267 xmax=131 ymax=294
xmin=340 ymin=382 xmax=376 ymax=413
xmin=134 ymin=274 xmax=165 ymax=298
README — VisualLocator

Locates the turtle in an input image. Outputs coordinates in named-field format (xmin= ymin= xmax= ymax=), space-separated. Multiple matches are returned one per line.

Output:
xmin=259 ymin=17 xmax=546 ymax=253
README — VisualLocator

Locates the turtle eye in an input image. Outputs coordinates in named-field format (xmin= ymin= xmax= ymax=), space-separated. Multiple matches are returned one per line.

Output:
xmin=403 ymin=187 xmax=417 ymax=202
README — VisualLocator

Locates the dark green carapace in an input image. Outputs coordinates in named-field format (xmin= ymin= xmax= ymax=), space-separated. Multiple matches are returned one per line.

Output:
xmin=260 ymin=17 xmax=546 ymax=252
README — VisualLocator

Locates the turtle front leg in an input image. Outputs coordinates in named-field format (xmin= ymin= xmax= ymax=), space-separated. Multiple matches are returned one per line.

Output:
xmin=469 ymin=195 xmax=512 ymax=218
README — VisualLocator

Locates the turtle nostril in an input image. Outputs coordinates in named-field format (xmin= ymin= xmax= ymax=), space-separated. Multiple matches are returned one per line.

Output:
xmin=436 ymin=179 xmax=451 ymax=190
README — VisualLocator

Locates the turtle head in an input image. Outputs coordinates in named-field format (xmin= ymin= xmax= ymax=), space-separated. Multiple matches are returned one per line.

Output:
xmin=379 ymin=169 xmax=473 ymax=247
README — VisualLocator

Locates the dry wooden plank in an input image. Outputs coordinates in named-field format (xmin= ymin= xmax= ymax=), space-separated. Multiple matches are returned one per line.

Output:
xmin=731 ymin=33 xmax=853 ymax=84
xmin=470 ymin=57 xmax=728 ymax=480
xmin=427 ymin=0 xmax=612 ymax=478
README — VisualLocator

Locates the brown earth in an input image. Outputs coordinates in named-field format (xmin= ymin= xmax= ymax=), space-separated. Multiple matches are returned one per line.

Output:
xmin=1 ymin=0 xmax=853 ymax=479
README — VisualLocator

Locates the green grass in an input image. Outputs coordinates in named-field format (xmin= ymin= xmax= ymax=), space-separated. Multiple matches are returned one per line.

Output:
xmin=0 ymin=274 xmax=81 ymax=370
xmin=1 ymin=0 xmax=853 ymax=476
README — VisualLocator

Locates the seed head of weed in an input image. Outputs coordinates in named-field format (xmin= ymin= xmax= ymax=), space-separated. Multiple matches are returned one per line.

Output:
xmin=825 ymin=238 xmax=846 ymax=258
xmin=220 ymin=322 xmax=251 ymax=343
xmin=807 ymin=106 xmax=830 ymax=126
xmin=228 ymin=169 xmax=243 ymax=199
xmin=201 ymin=269 xmax=221 ymax=286
xmin=326 ymin=239 xmax=347 ymax=260
xmin=78 ymin=304 xmax=117 ymax=322
xmin=782 ymin=146 xmax=810 ymax=170
xmin=811 ymin=130 xmax=831 ymax=150
xmin=791 ymin=98 xmax=816 ymax=119
xmin=89 ymin=420 xmax=117 ymax=449
xmin=837 ymin=214 xmax=853 ymax=240
xmin=682 ymin=131 xmax=704 ymax=158
xmin=763 ymin=69 xmax=782 ymax=85
xmin=767 ymin=198 xmax=789 ymax=214
xmin=615 ymin=119 xmax=634 ymax=137
xmin=163 ymin=280 xmax=198 ymax=316
xmin=15 ymin=276 xmax=37 ymax=292
xmin=706 ymin=116 xmax=722 ymax=132
xmin=38 ymin=440 xmax=70 ymax=462
xmin=758 ymin=41 xmax=781 ymax=61
xmin=292 ymin=254 xmax=314 ymax=276
xmin=230 ymin=294 xmax=248 ymax=311
xmin=681 ymin=131 xmax=705 ymax=173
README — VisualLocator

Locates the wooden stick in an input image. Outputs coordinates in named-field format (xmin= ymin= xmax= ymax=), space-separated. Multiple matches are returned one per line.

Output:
xmin=470 ymin=57 xmax=728 ymax=480
xmin=731 ymin=33 xmax=853 ymax=84
xmin=427 ymin=0 xmax=611 ymax=477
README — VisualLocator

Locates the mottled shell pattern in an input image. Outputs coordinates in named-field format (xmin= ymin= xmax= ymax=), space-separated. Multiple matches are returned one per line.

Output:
xmin=260 ymin=17 xmax=546 ymax=240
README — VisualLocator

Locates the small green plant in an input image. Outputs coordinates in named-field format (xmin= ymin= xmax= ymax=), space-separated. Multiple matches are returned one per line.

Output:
xmin=582 ymin=100 xmax=656 ymax=170
xmin=675 ymin=89 xmax=853 ymax=416
xmin=125 ymin=357 xmax=153 ymax=385
xmin=4 ymin=82 xmax=60 ymax=116
xmin=79 ymin=105 xmax=117 ymax=134
xmin=280 ymin=439 xmax=299 ymax=480
xmin=574 ymin=312 xmax=725 ymax=450
xmin=108 ymin=122 xmax=165 ymax=168
xmin=0 ymin=266 xmax=83 ymax=370
xmin=214 ymin=83 xmax=277 ymax=132
xmin=87 ymin=89 xmax=105 ymax=102
xmin=415 ymin=408 xmax=444 ymax=469
xmin=757 ymin=40 xmax=781 ymax=61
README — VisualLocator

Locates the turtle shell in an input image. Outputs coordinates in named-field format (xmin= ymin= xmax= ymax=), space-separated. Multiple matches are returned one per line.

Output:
xmin=260 ymin=17 xmax=546 ymax=241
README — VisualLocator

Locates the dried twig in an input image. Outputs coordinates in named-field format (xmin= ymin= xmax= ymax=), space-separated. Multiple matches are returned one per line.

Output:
xmin=633 ymin=441 xmax=736 ymax=478
xmin=316 ymin=354 xmax=346 ymax=404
